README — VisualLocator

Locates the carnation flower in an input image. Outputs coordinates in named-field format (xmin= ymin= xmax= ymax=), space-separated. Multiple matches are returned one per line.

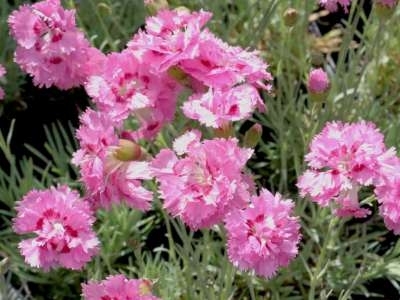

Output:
xmin=225 ymin=189 xmax=301 ymax=278
xmin=319 ymin=0 xmax=352 ymax=12
xmin=82 ymin=275 xmax=160 ymax=300
xmin=13 ymin=185 xmax=99 ymax=271
xmin=8 ymin=0 xmax=104 ymax=89
xmin=72 ymin=109 xmax=154 ymax=211
xmin=85 ymin=50 xmax=181 ymax=138
xmin=182 ymin=84 xmax=264 ymax=128
xmin=0 ymin=64 xmax=6 ymax=100
xmin=297 ymin=121 xmax=393 ymax=218
xmin=151 ymin=131 xmax=253 ymax=230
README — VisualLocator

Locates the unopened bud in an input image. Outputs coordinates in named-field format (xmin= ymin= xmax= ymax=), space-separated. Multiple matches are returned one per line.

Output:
xmin=168 ymin=66 xmax=190 ymax=86
xmin=243 ymin=124 xmax=262 ymax=148
xmin=144 ymin=0 xmax=169 ymax=15
xmin=114 ymin=139 xmax=142 ymax=161
xmin=374 ymin=0 xmax=398 ymax=19
xmin=283 ymin=8 xmax=299 ymax=27
xmin=214 ymin=122 xmax=234 ymax=138
xmin=307 ymin=68 xmax=330 ymax=102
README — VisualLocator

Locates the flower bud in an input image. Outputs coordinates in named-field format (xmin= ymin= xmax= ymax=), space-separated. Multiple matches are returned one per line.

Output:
xmin=114 ymin=139 xmax=142 ymax=162
xmin=243 ymin=124 xmax=262 ymax=148
xmin=374 ymin=0 xmax=398 ymax=19
xmin=144 ymin=0 xmax=169 ymax=15
xmin=307 ymin=68 xmax=330 ymax=102
xmin=214 ymin=122 xmax=234 ymax=138
xmin=283 ymin=8 xmax=299 ymax=27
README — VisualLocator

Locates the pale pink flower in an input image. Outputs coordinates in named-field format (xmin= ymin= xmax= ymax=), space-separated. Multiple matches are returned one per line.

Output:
xmin=0 ymin=64 xmax=6 ymax=100
xmin=13 ymin=185 xmax=99 ymax=271
xmin=151 ymin=131 xmax=253 ymax=230
xmin=8 ymin=0 xmax=104 ymax=89
xmin=319 ymin=0 xmax=352 ymax=12
xmin=72 ymin=109 xmax=153 ymax=211
xmin=82 ymin=275 xmax=160 ymax=300
xmin=225 ymin=189 xmax=301 ymax=278
xmin=307 ymin=68 xmax=330 ymax=94
xmin=179 ymin=29 xmax=272 ymax=90
xmin=297 ymin=121 xmax=392 ymax=218
xmin=182 ymin=84 xmax=264 ymax=128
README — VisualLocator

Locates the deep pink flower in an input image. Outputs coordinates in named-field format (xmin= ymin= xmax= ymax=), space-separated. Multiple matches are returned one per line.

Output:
xmin=13 ymin=185 xmax=99 ymax=271
xmin=297 ymin=121 xmax=393 ymax=218
xmin=82 ymin=275 xmax=160 ymax=300
xmin=307 ymin=68 xmax=330 ymax=94
xmin=225 ymin=189 xmax=301 ymax=278
xmin=72 ymin=109 xmax=153 ymax=211
xmin=182 ymin=84 xmax=264 ymax=128
xmin=0 ymin=64 xmax=6 ymax=100
xmin=319 ymin=0 xmax=352 ymax=12
xmin=151 ymin=131 xmax=253 ymax=230
xmin=8 ymin=0 xmax=104 ymax=89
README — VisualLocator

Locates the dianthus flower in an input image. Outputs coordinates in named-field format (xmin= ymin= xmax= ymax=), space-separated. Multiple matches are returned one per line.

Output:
xmin=0 ymin=64 xmax=6 ymax=100
xmin=151 ymin=130 xmax=253 ymax=230
xmin=319 ymin=0 xmax=352 ymax=12
xmin=225 ymin=189 xmax=301 ymax=278
xmin=82 ymin=275 xmax=160 ymax=300
xmin=8 ymin=0 xmax=104 ymax=89
xmin=182 ymin=84 xmax=264 ymax=128
xmin=85 ymin=50 xmax=181 ymax=139
xmin=297 ymin=121 xmax=395 ymax=218
xmin=72 ymin=109 xmax=153 ymax=211
xmin=128 ymin=9 xmax=212 ymax=73
xmin=13 ymin=185 xmax=99 ymax=271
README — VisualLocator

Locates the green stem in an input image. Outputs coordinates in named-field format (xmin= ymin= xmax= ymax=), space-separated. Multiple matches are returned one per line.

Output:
xmin=308 ymin=216 xmax=339 ymax=300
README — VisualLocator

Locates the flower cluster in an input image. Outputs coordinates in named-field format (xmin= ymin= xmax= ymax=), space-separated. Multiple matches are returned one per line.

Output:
xmin=82 ymin=275 xmax=160 ymax=300
xmin=13 ymin=186 xmax=99 ymax=271
xmin=0 ymin=64 xmax=6 ymax=100
xmin=8 ymin=0 xmax=103 ymax=89
xmin=298 ymin=121 xmax=400 ymax=228
xmin=225 ymin=189 xmax=301 ymax=278
xmin=127 ymin=8 xmax=272 ymax=130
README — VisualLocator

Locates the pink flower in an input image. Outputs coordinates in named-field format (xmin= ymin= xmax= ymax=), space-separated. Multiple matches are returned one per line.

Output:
xmin=319 ymin=0 xmax=352 ymax=12
xmin=182 ymin=84 xmax=264 ymax=128
xmin=179 ymin=30 xmax=272 ymax=90
xmin=128 ymin=9 xmax=212 ymax=73
xmin=225 ymin=189 xmax=301 ymax=278
xmin=8 ymin=0 xmax=104 ymax=89
xmin=85 ymin=50 xmax=181 ymax=138
xmin=151 ymin=131 xmax=253 ymax=230
xmin=13 ymin=185 xmax=99 ymax=271
xmin=307 ymin=68 xmax=330 ymax=94
xmin=72 ymin=109 xmax=153 ymax=211
xmin=0 ymin=64 xmax=6 ymax=100
xmin=82 ymin=275 xmax=160 ymax=300
xmin=297 ymin=121 xmax=393 ymax=218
